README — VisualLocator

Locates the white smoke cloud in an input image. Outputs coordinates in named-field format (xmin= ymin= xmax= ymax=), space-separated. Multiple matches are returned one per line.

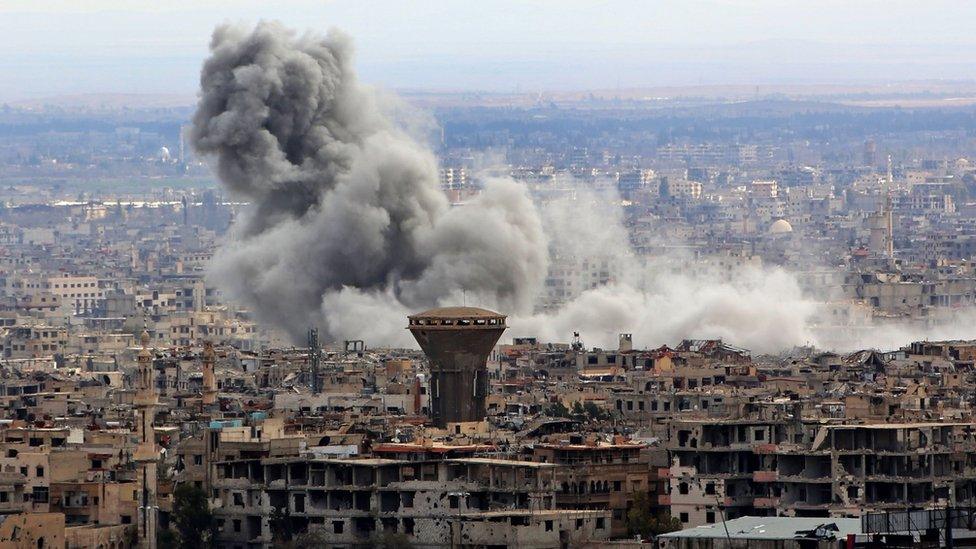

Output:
xmin=509 ymin=186 xmax=822 ymax=353
xmin=195 ymin=22 xmax=975 ymax=355
xmin=511 ymin=272 xmax=820 ymax=354
xmin=815 ymin=309 xmax=976 ymax=352
xmin=517 ymin=186 xmax=976 ymax=353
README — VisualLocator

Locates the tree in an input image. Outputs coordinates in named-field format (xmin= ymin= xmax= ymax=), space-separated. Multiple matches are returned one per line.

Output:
xmin=626 ymin=491 xmax=682 ymax=540
xmin=544 ymin=401 xmax=570 ymax=418
xmin=570 ymin=401 xmax=611 ymax=422
xmin=651 ymin=514 xmax=683 ymax=537
xmin=270 ymin=505 xmax=294 ymax=544
xmin=156 ymin=529 xmax=177 ymax=549
xmin=626 ymin=491 xmax=654 ymax=538
xmin=572 ymin=401 xmax=586 ymax=418
xmin=171 ymin=483 xmax=215 ymax=548
xmin=582 ymin=401 xmax=611 ymax=421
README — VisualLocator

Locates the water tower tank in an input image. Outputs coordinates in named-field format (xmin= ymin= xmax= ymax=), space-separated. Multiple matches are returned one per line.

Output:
xmin=407 ymin=307 xmax=506 ymax=427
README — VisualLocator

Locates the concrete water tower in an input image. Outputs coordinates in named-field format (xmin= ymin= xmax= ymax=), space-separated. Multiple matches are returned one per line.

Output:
xmin=407 ymin=307 xmax=506 ymax=427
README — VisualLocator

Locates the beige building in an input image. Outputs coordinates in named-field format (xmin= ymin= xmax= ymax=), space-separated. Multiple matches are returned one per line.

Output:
xmin=0 ymin=512 xmax=65 ymax=549
xmin=0 ymin=325 xmax=68 ymax=359
xmin=44 ymin=276 xmax=103 ymax=315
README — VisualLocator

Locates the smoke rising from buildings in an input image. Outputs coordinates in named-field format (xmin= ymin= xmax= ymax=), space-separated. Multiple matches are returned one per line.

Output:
xmin=510 ymin=188 xmax=823 ymax=353
xmin=311 ymin=185 xmax=829 ymax=353
xmin=192 ymin=22 xmax=547 ymax=341
xmin=194 ymin=22 xmax=961 ymax=354
xmin=519 ymin=188 xmax=976 ymax=354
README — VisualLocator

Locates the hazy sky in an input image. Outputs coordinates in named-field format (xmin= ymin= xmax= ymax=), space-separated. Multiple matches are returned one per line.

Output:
xmin=2 ymin=0 xmax=976 ymax=101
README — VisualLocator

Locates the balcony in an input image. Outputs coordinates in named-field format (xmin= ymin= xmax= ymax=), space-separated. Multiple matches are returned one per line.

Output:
xmin=753 ymin=497 xmax=780 ymax=508
xmin=753 ymin=443 xmax=779 ymax=454
xmin=557 ymin=492 xmax=610 ymax=505
xmin=779 ymin=475 xmax=832 ymax=484
xmin=752 ymin=471 xmax=779 ymax=482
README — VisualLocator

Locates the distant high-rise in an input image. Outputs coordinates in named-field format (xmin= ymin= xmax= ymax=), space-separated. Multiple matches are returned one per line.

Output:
xmin=439 ymin=167 xmax=467 ymax=190
xmin=863 ymin=139 xmax=877 ymax=167
xmin=407 ymin=307 xmax=506 ymax=427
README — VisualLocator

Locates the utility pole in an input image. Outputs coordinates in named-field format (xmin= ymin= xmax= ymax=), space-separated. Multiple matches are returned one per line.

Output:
xmin=715 ymin=492 xmax=732 ymax=546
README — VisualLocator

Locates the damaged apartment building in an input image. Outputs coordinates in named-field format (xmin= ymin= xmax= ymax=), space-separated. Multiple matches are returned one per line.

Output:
xmin=211 ymin=455 xmax=610 ymax=548
xmin=665 ymin=416 xmax=976 ymax=528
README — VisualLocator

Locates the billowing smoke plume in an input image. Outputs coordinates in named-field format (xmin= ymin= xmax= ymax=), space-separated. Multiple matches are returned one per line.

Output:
xmin=192 ymin=22 xmax=547 ymax=342
xmin=513 ymin=187 xmax=976 ymax=354
xmin=194 ymin=22 xmax=959 ymax=355
xmin=509 ymin=187 xmax=823 ymax=353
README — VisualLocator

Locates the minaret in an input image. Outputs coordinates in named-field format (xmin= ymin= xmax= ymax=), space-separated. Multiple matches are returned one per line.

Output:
xmin=134 ymin=328 xmax=159 ymax=549
xmin=885 ymin=155 xmax=894 ymax=259
xmin=202 ymin=341 xmax=217 ymax=408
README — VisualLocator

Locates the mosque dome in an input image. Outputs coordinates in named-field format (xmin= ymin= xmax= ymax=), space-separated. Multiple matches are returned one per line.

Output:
xmin=769 ymin=219 xmax=793 ymax=234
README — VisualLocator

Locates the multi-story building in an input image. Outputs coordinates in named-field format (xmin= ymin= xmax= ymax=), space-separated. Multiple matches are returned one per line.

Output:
xmin=43 ymin=275 xmax=103 ymax=315
xmin=211 ymin=455 xmax=611 ymax=548
xmin=664 ymin=419 xmax=975 ymax=528
xmin=0 ymin=326 xmax=68 ymax=359
xmin=531 ymin=439 xmax=664 ymax=537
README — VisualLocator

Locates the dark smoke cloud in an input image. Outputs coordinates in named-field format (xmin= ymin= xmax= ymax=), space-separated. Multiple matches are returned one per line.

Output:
xmin=197 ymin=22 xmax=927 ymax=355
xmin=192 ymin=22 xmax=547 ymax=341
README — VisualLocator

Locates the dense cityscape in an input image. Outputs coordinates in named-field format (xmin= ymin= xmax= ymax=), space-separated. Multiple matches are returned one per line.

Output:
xmin=5 ymin=4 xmax=976 ymax=549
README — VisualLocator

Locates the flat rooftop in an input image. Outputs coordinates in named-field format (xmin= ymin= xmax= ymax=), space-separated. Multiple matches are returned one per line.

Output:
xmin=409 ymin=306 xmax=504 ymax=319
xmin=660 ymin=516 xmax=862 ymax=541
xmin=407 ymin=307 xmax=507 ymax=329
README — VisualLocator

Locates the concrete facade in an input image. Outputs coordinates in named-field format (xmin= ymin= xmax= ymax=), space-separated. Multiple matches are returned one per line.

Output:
xmin=408 ymin=307 xmax=507 ymax=427
xmin=212 ymin=455 xmax=611 ymax=548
